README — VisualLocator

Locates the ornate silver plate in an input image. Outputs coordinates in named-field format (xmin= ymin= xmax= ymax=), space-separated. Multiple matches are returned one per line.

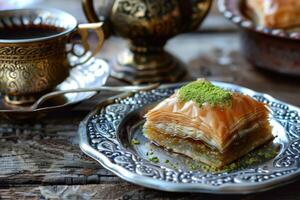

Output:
xmin=79 ymin=82 xmax=300 ymax=194
xmin=0 ymin=46 xmax=110 ymax=120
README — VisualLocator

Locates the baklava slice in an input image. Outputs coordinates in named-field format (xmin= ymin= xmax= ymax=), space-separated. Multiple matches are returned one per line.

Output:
xmin=144 ymin=80 xmax=273 ymax=168
xmin=245 ymin=0 xmax=300 ymax=29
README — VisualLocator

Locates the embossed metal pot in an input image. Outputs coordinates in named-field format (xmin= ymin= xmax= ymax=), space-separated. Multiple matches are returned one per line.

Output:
xmin=82 ymin=0 xmax=212 ymax=84
xmin=0 ymin=9 xmax=104 ymax=105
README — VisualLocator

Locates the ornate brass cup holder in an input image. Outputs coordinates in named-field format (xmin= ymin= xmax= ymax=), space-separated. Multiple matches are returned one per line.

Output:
xmin=0 ymin=8 xmax=105 ymax=105
xmin=0 ymin=45 xmax=110 ymax=121
xmin=82 ymin=0 xmax=212 ymax=84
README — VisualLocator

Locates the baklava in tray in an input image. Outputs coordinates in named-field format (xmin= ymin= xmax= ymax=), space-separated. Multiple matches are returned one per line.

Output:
xmin=245 ymin=0 xmax=300 ymax=29
xmin=144 ymin=80 xmax=273 ymax=168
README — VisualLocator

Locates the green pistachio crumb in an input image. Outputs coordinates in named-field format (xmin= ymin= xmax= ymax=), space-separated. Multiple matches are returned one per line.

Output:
xmin=170 ymin=162 xmax=178 ymax=169
xmin=146 ymin=151 xmax=154 ymax=156
xmin=131 ymin=139 xmax=140 ymax=145
xmin=178 ymin=80 xmax=232 ymax=107
xmin=165 ymin=159 xmax=170 ymax=164
xmin=189 ymin=164 xmax=197 ymax=170
xmin=149 ymin=156 xmax=159 ymax=163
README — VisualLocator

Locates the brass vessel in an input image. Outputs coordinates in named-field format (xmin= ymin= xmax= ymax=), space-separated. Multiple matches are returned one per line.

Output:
xmin=0 ymin=9 xmax=104 ymax=105
xmin=82 ymin=0 xmax=212 ymax=84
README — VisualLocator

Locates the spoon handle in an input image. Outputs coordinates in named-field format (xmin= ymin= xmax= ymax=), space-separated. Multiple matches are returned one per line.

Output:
xmin=30 ymin=83 xmax=160 ymax=110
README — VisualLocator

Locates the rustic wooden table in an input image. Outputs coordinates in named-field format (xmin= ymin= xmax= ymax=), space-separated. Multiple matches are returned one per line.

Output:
xmin=1 ymin=0 xmax=299 ymax=199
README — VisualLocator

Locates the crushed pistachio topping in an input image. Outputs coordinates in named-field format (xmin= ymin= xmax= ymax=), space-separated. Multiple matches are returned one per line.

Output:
xmin=131 ymin=139 xmax=140 ymax=145
xmin=178 ymin=80 xmax=232 ymax=107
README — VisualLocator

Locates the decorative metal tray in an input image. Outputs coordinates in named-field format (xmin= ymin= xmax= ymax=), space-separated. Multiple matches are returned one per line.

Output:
xmin=79 ymin=82 xmax=300 ymax=194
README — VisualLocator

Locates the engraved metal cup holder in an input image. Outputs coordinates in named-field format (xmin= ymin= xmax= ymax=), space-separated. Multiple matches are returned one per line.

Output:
xmin=0 ymin=8 xmax=104 ymax=106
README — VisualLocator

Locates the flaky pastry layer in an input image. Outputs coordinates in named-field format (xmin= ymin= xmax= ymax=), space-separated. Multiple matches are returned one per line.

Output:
xmin=144 ymin=121 xmax=273 ymax=167
xmin=145 ymin=92 xmax=269 ymax=152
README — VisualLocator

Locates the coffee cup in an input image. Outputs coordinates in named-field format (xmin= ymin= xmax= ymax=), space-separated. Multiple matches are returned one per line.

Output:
xmin=0 ymin=8 xmax=104 ymax=105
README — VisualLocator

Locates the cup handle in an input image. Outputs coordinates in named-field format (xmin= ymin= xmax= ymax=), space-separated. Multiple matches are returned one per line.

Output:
xmin=68 ymin=22 xmax=104 ymax=66
xmin=82 ymin=0 xmax=112 ymax=37
xmin=82 ymin=0 xmax=100 ymax=23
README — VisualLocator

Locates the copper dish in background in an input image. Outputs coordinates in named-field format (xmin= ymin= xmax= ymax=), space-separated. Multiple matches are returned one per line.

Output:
xmin=218 ymin=0 xmax=300 ymax=76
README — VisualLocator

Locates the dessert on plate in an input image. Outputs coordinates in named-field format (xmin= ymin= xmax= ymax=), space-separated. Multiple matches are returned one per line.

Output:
xmin=143 ymin=80 xmax=273 ymax=167
xmin=245 ymin=0 xmax=300 ymax=29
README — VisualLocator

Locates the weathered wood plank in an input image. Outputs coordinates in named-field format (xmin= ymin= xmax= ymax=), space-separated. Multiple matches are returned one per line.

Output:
xmin=1 ymin=180 xmax=300 ymax=200
xmin=0 ymin=114 xmax=121 ymax=187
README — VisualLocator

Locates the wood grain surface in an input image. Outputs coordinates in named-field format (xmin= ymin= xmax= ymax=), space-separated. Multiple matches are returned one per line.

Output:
xmin=0 ymin=0 xmax=299 ymax=199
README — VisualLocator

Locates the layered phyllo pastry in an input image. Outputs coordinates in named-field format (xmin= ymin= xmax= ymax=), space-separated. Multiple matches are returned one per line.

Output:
xmin=144 ymin=80 xmax=273 ymax=168
xmin=245 ymin=0 xmax=300 ymax=29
